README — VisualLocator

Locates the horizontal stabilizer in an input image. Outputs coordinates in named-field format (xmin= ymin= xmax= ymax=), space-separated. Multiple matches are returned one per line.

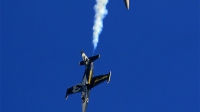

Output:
xmin=79 ymin=54 xmax=100 ymax=65
xmin=79 ymin=61 xmax=85 ymax=65
xmin=89 ymin=54 xmax=100 ymax=62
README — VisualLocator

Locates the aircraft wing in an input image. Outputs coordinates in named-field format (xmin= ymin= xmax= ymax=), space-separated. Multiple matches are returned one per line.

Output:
xmin=124 ymin=0 xmax=130 ymax=10
xmin=90 ymin=71 xmax=111 ymax=89
xmin=65 ymin=83 xmax=82 ymax=99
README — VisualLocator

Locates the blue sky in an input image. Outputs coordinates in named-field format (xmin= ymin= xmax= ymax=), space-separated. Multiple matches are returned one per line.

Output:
xmin=1 ymin=0 xmax=199 ymax=112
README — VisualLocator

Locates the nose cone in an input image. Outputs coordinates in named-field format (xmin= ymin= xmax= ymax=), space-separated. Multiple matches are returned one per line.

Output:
xmin=124 ymin=0 xmax=130 ymax=10
xmin=82 ymin=101 xmax=87 ymax=112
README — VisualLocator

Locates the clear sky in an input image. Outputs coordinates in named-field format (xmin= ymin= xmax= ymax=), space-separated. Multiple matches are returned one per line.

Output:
xmin=1 ymin=0 xmax=199 ymax=112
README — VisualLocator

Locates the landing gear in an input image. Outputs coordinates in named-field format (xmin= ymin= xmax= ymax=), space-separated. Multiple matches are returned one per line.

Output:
xmin=81 ymin=95 xmax=89 ymax=103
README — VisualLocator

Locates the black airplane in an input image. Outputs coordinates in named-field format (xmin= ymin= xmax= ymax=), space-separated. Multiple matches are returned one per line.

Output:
xmin=124 ymin=0 xmax=130 ymax=10
xmin=65 ymin=51 xmax=111 ymax=112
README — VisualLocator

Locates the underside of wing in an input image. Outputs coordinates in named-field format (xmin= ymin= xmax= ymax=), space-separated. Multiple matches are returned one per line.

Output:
xmin=65 ymin=83 xmax=82 ymax=99
xmin=90 ymin=71 xmax=111 ymax=89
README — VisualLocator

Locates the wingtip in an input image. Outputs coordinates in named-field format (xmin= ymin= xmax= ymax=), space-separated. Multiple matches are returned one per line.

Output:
xmin=107 ymin=71 xmax=111 ymax=83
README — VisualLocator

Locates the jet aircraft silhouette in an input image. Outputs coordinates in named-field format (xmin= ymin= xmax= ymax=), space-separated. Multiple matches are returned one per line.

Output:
xmin=65 ymin=51 xmax=111 ymax=112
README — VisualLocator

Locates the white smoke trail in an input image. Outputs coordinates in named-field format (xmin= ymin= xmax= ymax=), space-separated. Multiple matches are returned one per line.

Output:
xmin=92 ymin=0 xmax=109 ymax=52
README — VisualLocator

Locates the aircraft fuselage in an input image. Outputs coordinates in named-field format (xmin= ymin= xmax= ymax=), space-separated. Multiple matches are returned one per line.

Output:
xmin=82 ymin=62 xmax=93 ymax=85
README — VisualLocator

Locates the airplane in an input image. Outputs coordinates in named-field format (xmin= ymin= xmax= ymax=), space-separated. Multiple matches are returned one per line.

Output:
xmin=65 ymin=51 xmax=111 ymax=112
xmin=124 ymin=0 xmax=130 ymax=10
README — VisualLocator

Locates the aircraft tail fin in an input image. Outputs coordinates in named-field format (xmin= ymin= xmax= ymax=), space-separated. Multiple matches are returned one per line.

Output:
xmin=79 ymin=51 xmax=89 ymax=65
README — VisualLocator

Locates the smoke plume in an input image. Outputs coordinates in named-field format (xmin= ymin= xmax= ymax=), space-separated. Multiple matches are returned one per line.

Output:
xmin=92 ymin=0 xmax=108 ymax=52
